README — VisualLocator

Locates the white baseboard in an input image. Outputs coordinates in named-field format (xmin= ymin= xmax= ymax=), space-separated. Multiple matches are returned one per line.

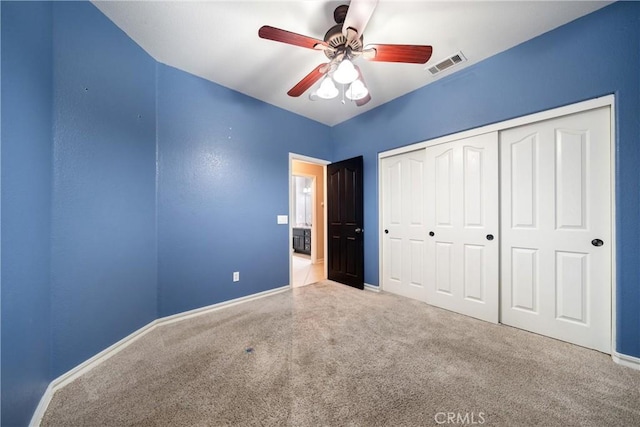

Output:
xmin=364 ymin=283 xmax=380 ymax=292
xmin=29 ymin=285 xmax=289 ymax=426
xmin=612 ymin=351 xmax=640 ymax=371
xmin=29 ymin=383 xmax=54 ymax=427
xmin=157 ymin=286 xmax=289 ymax=326
xmin=29 ymin=318 xmax=158 ymax=427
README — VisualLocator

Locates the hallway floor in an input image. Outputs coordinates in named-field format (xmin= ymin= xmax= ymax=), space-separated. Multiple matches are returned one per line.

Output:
xmin=292 ymin=253 xmax=324 ymax=287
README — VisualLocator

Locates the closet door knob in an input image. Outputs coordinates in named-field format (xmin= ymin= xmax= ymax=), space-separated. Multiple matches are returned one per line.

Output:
xmin=429 ymin=231 xmax=435 ymax=237
xmin=486 ymin=234 xmax=494 ymax=241
xmin=384 ymin=229 xmax=389 ymax=234
xmin=591 ymin=239 xmax=604 ymax=247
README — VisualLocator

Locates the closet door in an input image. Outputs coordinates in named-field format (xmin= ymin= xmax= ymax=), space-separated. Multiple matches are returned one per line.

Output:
xmin=500 ymin=107 xmax=611 ymax=353
xmin=381 ymin=149 xmax=427 ymax=301
xmin=425 ymin=132 xmax=499 ymax=323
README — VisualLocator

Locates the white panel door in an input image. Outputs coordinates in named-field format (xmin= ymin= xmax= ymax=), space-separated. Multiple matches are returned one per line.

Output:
xmin=425 ymin=132 xmax=499 ymax=323
xmin=500 ymin=107 xmax=611 ymax=353
xmin=381 ymin=149 xmax=427 ymax=301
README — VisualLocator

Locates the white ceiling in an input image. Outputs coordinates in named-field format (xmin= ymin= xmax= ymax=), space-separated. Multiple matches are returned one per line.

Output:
xmin=93 ymin=1 xmax=610 ymax=126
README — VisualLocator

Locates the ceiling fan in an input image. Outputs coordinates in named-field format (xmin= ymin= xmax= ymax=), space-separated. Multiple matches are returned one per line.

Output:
xmin=258 ymin=0 xmax=433 ymax=106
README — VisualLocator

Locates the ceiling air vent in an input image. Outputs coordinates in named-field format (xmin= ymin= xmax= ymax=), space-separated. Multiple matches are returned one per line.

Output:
xmin=427 ymin=51 xmax=466 ymax=76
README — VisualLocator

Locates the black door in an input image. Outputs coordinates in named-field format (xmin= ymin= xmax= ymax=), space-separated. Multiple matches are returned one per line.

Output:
xmin=327 ymin=156 xmax=364 ymax=289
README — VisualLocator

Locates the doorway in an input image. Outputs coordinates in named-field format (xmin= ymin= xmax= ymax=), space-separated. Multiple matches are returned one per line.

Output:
xmin=290 ymin=154 xmax=329 ymax=288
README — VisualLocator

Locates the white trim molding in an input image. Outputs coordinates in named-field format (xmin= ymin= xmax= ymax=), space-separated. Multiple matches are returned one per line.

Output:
xmin=156 ymin=286 xmax=289 ymax=327
xmin=29 ymin=286 xmax=289 ymax=426
xmin=378 ymin=95 xmax=615 ymax=160
xmin=613 ymin=351 xmax=640 ymax=371
xmin=364 ymin=283 xmax=380 ymax=292
xmin=28 ymin=383 xmax=54 ymax=427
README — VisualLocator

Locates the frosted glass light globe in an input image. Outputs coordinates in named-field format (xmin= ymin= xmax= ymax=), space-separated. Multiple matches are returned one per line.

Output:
xmin=346 ymin=79 xmax=368 ymax=100
xmin=333 ymin=59 xmax=358 ymax=84
xmin=316 ymin=77 xmax=338 ymax=99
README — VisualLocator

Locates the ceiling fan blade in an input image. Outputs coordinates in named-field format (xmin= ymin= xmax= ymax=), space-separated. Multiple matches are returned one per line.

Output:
xmin=353 ymin=65 xmax=371 ymax=107
xmin=364 ymin=44 xmax=433 ymax=64
xmin=342 ymin=0 xmax=378 ymax=41
xmin=259 ymin=25 xmax=328 ymax=50
xmin=288 ymin=63 xmax=329 ymax=97
xmin=356 ymin=92 xmax=372 ymax=107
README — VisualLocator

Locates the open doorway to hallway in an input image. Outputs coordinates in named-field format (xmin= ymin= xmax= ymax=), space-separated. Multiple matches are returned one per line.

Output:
xmin=290 ymin=155 xmax=329 ymax=287
xmin=292 ymin=253 xmax=325 ymax=287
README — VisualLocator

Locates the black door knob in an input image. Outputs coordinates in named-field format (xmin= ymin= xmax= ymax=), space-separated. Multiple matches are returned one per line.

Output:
xmin=486 ymin=234 xmax=494 ymax=241
xmin=384 ymin=229 xmax=389 ymax=234
xmin=592 ymin=239 xmax=604 ymax=247
xmin=429 ymin=231 xmax=435 ymax=237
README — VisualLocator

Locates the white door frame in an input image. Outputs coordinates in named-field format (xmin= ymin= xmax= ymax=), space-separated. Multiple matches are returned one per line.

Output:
xmin=378 ymin=95 xmax=617 ymax=356
xmin=289 ymin=153 xmax=330 ymax=288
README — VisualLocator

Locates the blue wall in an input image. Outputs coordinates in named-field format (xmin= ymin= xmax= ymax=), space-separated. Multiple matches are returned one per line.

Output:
xmin=157 ymin=64 xmax=332 ymax=316
xmin=1 ymin=2 xmax=332 ymax=423
xmin=332 ymin=1 xmax=640 ymax=357
xmin=1 ymin=2 xmax=53 ymax=426
xmin=50 ymin=2 xmax=158 ymax=377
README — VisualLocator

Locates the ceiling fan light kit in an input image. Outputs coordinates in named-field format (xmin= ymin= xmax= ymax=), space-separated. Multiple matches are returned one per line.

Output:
xmin=258 ymin=0 xmax=433 ymax=106
xmin=333 ymin=59 xmax=359 ymax=84
xmin=316 ymin=77 xmax=339 ymax=99
xmin=345 ymin=79 xmax=369 ymax=101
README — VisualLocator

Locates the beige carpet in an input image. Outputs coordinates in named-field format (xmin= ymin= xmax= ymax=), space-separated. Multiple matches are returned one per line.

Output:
xmin=42 ymin=281 xmax=640 ymax=426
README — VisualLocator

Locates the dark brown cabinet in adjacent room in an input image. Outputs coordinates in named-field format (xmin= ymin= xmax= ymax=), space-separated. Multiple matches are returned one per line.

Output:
xmin=293 ymin=228 xmax=311 ymax=255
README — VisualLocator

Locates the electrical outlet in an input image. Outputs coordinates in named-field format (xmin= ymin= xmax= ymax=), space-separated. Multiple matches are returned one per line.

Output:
xmin=233 ymin=271 xmax=240 ymax=282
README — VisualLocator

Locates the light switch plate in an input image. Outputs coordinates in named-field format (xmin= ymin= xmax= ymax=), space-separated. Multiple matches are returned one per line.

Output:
xmin=277 ymin=215 xmax=288 ymax=224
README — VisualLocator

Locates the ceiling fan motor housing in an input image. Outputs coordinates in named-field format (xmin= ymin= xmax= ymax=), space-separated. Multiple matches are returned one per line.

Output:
xmin=323 ymin=24 xmax=363 ymax=59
